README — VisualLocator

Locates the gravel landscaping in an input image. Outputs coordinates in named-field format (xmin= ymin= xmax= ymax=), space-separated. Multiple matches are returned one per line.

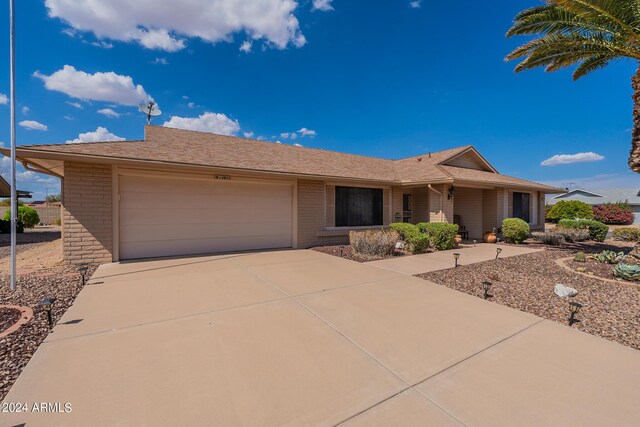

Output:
xmin=418 ymin=241 xmax=640 ymax=351
xmin=0 ymin=230 xmax=98 ymax=401
xmin=312 ymin=244 xmax=409 ymax=263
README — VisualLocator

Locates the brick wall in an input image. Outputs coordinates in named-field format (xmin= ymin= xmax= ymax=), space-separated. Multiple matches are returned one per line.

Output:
xmin=62 ymin=162 xmax=113 ymax=264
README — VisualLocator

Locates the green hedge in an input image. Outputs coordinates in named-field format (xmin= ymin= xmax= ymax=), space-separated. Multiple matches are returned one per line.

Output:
xmin=502 ymin=218 xmax=530 ymax=244
xmin=557 ymin=219 xmax=609 ymax=242
xmin=3 ymin=206 xmax=40 ymax=229
xmin=547 ymin=200 xmax=594 ymax=222
xmin=416 ymin=222 xmax=458 ymax=251
xmin=389 ymin=223 xmax=430 ymax=253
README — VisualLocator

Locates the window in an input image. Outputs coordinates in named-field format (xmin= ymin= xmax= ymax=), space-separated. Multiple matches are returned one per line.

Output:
xmin=512 ymin=192 xmax=530 ymax=223
xmin=402 ymin=193 xmax=412 ymax=223
xmin=335 ymin=186 xmax=383 ymax=227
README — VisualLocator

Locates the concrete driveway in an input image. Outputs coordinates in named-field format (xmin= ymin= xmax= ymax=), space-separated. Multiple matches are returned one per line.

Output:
xmin=2 ymin=249 xmax=640 ymax=426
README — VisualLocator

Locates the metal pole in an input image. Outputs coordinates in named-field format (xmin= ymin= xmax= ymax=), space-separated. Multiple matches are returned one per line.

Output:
xmin=9 ymin=0 xmax=17 ymax=291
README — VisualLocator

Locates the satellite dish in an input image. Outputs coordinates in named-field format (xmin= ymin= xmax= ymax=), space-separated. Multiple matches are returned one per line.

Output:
xmin=138 ymin=101 xmax=162 ymax=124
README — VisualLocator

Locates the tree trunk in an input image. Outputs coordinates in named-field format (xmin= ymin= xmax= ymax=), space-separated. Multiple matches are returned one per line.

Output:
xmin=628 ymin=64 xmax=640 ymax=172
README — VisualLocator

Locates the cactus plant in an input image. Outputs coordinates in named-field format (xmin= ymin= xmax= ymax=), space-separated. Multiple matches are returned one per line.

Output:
xmin=613 ymin=263 xmax=640 ymax=281
xmin=574 ymin=252 xmax=586 ymax=263
xmin=594 ymin=250 xmax=625 ymax=264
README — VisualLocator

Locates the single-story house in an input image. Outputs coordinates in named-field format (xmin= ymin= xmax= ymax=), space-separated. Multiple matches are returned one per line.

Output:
xmin=0 ymin=126 xmax=562 ymax=264
xmin=548 ymin=188 xmax=640 ymax=224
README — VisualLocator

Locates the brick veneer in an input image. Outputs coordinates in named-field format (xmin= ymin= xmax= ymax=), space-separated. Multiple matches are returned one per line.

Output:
xmin=62 ymin=162 xmax=113 ymax=264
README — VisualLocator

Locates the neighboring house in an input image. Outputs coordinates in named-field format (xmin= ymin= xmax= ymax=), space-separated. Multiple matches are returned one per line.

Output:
xmin=548 ymin=188 xmax=640 ymax=224
xmin=0 ymin=126 xmax=562 ymax=264
xmin=0 ymin=174 xmax=32 ymax=200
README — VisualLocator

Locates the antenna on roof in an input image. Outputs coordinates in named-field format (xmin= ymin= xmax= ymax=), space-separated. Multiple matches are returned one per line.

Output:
xmin=138 ymin=100 xmax=162 ymax=125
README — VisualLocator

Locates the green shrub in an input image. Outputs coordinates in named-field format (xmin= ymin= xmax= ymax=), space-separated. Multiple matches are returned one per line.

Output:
xmin=389 ymin=223 xmax=430 ymax=254
xmin=613 ymin=263 xmax=640 ymax=281
xmin=416 ymin=222 xmax=458 ymax=251
xmin=2 ymin=206 xmax=39 ymax=229
xmin=547 ymin=200 xmax=594 ymax=222
xmin=594 ymin=250 xmax=625 ymax=264
xmin=530 ymin=231 xmax=565 ymax=246
xmin=501 ymin=218 xmax=530 ymax=244
xmin=574 ymin=252 xmax=586 ymax=262
xmin=557 ymin=219 xmax=609 ymax=242
xmin=612 ymin=227 xmax=640 ymax=242
xmin=349 ymin=229 xmax=399 ymax=258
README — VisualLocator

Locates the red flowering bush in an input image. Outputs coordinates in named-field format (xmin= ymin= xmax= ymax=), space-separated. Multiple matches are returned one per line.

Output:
xmin=592 ymin=202 xmax=634 ymax=225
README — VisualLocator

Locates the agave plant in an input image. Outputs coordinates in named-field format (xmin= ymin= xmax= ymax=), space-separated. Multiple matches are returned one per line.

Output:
xmin=613 ymin=263 xmax=640 ymax=281
xmin=594 ymin=250 xmax=625 ymax=264
xmin=505 ymin=0 xmax=640 ymax=172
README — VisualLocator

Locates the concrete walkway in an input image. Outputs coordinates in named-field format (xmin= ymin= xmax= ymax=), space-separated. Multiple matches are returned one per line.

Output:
xmin=366 ymin=243 xmax=541 ymax=275
xmin=2 ymin=249 xmax=639 ymax=426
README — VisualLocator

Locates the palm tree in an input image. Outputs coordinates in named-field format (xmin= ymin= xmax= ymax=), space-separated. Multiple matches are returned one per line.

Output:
xmin=505 ymin=0 xmax=640 ymax=172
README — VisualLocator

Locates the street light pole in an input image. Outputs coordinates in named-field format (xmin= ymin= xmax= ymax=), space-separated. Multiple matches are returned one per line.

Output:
xmin=9 ymin=0 xmax=17 ymax=291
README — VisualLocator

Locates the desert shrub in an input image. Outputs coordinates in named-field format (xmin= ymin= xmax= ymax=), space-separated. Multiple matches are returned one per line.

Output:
xmin=530 ymin=231 xmax=565 ymax=246
xmin=574 ymin=252 xmax=586 ymax=262
xmin=501 ymin=218 xmax=530 ymax=244
xmin=613 ymin=263 xmax=640 ymax=281
xmin=547 ymin=200 xmax=594 ymax=222
xmin=389 ymin=223 xmax=430 ymax=254
xmin=594 ymin=250 xmax=625 ymax=264
xmin=3 ymin=206 xmax=39 ymax=228
xmin=557 ymin=219 xmax=608 ymax=242
xmin=349 ymin=229 xmax=399 ymax=257
xmin=416 ymin=222 xmax=458 ymax=251
xmin=592 ymin=202 xmax=634 ymax=225
xmin=553 ymin=228 xmax=590 ymax=243
xmin=612 ymin=227 xmax=640 ymax=242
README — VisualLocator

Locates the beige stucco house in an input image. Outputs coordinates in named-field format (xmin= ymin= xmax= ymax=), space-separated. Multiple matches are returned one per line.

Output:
xmin=0 ymin=126 xmax=561 ymax=264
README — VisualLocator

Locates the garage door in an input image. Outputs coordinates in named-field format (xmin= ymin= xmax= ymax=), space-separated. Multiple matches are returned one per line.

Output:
xmin=119 ymin=173 xmax=293 ymax=259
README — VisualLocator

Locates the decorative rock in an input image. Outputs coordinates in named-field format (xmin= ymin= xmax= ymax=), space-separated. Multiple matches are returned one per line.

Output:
xmin=554 ymin=283 xmax=577 ymax=299
xmin=395 ymin=241 xmax=405 ymax=250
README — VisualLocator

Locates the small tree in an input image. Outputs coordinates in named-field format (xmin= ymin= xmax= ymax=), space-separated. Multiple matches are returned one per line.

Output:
xmin=547 ymin=200 xmax=594 ymax=222
xmin=46 ymin=194 xmax=61 ymax=203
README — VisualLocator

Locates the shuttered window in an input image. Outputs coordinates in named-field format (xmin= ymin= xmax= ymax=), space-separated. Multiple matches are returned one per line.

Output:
xmin=335 ymin=186 xmax=383 ymax=227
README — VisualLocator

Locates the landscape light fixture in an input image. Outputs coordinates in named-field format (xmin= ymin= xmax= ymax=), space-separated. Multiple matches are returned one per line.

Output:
xmin=495 ymin=247 xmax=503 ymax=260
xmin=78 ymin=264 xmax=89 ymax=286
xmin=482 ymin=281 xmax=492 ymax=299
xmin=473 ymin=240 xmax=477 ymax=247
xmin=568 ymin=301 xmax=583 ymax=326
xmin=39 ymin=297 xmax=56 ymax=328
xmin=339 ymin=246 xmax=345 ymax=258
xmin=453 ymin=253 xmax=460 ymax=268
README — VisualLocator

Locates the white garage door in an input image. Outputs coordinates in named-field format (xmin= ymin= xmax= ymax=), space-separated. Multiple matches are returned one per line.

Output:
xmin=119 ymin=173 xmax=293 ymax=260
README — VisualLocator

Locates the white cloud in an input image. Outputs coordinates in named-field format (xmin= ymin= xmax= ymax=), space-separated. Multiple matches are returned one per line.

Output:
xmin=64 ymin=115 xmax=74 ymax=120
xmin=409 ymin=1 xmax=422 ymax=8
xmin=19 ymin=120 xmax=48 ymax=131
xmin=34 ymin=65 xmax=150 ymax=106
xmin=0 ymin=93 xmax=7 ymax=104
xmin=240 ymin=41 xmax=253 ymax=53
xmin=280 ymin=132 xmax=290 ymax=139
xmin=0 ymin=157 xmax=61 ymax=200
xmin=243 ymin=131 xmax=255 ymax=138
xmin=312 ymin=0 xmax=334 ymax=11
xmin=91 ymin=40 xmax=114 ymax=49
xmin=65 ymin=127 xmax=125 ymax=144
xmin=298 ymin=127 xmax=316 ymax=137
xmin=97 ymin=108 xmax=120 ymax=118
xmin=21 ymin=106 xmax=29 ymax=115
xmin=541 ymin=152 xmax=605 ymax=166
xmin=66 ymin=101 xmax=83 ymax=109
xmin=293 ymin=143 xmax=302 ymax=147
xmin=289 ymin=132 xmax=297 ymax=140
xmin=163 ymin=112 xmax=240 ymax=135
xmin=45 ymin=0 xmax=307 ymax=51
xmin=187 ymin=102 xmax=197 ymax=108
xmin=151 ymin=57 xmax=168 ymax=65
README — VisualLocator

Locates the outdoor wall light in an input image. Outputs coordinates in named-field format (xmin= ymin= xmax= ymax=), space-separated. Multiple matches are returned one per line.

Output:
xmin=453 ymin=252 xmax=460 ymax=268
xmin=482 ymin=281 xmax=492 ymax=299
xmin=447 ymin=186 xmax=456 ymax=200
xmin=568 ymin=301 xmax=583 ymax=326
xmin=495 ymin=247 xmax=503 ymax=260
xmin=39 ymin=297 xmax=56 ymax=328
xmin=78 ymin=264 xmax=89 ymax=286
xmin=394 ymin=212 xmax=401 ymax=222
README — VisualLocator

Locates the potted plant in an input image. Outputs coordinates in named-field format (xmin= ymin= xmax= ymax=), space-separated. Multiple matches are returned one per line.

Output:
xmin=483 ymin=228 xmax=497 ymax=244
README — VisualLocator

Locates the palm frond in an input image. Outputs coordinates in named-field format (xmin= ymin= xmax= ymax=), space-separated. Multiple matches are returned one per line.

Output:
xmin=571 ymin=54 xmax=614 ymax=79
xmin=507 ymin=4 xmax=613 ymax=36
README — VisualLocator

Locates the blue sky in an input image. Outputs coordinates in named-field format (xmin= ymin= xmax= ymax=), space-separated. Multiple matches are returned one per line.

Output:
xmin=0 ymin=0 xmax=638 ymax=199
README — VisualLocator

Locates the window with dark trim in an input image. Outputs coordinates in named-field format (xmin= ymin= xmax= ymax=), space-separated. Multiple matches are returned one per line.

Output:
xmin=512 ymin=192 xmax=530 ymax=223
xmin=335 ymin=186 xmax=383 ymax=227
